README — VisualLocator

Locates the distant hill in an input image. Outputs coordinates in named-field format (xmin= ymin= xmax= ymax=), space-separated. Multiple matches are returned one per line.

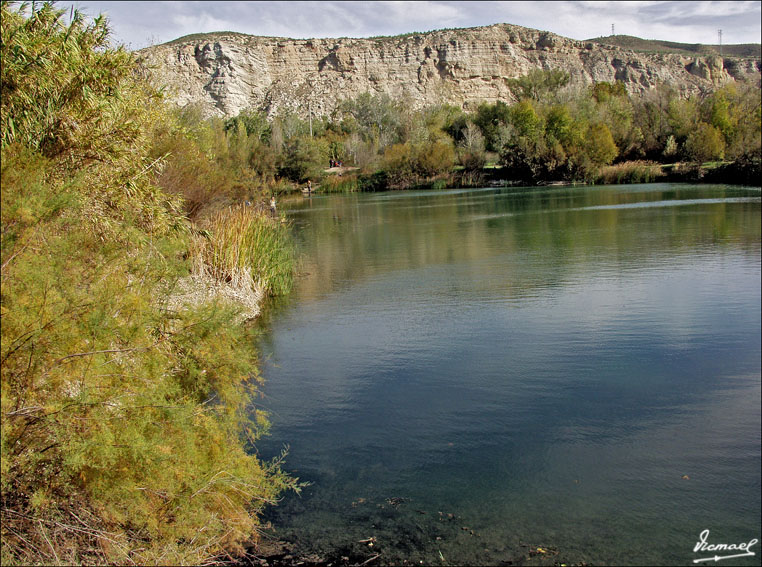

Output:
xmin=139 ymin=23 xmax=761 ymax=119
xmin=587 ymin=35 xmax=761 ymax=59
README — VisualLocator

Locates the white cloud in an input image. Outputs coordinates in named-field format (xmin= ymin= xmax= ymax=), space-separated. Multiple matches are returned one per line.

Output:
xmin=57 ymin=1 xmax=761 ymax=49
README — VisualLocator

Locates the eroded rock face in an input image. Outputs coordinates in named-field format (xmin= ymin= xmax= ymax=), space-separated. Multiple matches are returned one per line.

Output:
xmin=137 ymin=23 xmax=761 ymax=118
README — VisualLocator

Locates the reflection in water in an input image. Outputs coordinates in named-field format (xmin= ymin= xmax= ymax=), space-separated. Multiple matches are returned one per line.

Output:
xmin=255 ymin=183 xmax=761 ymax=566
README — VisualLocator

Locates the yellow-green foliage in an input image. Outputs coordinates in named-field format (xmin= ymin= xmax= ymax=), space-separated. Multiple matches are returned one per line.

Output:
xmin=685 ymin=121 xmax=726 ymax=163
xmin=415 ymin=140 xmax=456 ymax=177
xmin=1 ymin=3 xmax=298 ymax=565
xmin=380 ymin=139 xmax=456 ymax=188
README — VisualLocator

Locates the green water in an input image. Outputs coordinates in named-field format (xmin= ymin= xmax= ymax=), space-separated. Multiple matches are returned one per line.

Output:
xmin=256 ymin=183 xmax=761 ymax=566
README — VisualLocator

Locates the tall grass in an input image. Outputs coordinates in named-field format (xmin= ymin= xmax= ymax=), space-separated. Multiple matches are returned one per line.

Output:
xmin=191 ymin=205 xmax=296 ymax=297
xmin=320 ymin=173 xmax=359 ymax=193
xmin=596 ymin=161 xmax=666 ymax=184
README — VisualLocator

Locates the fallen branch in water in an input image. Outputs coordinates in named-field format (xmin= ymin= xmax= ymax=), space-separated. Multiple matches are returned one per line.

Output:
xmin=360 ymin=553 xmax=381 ymax=565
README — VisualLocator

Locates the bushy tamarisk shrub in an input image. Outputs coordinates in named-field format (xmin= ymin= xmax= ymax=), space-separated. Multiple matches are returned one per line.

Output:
xmin=1 ymin=3 xmax=300 ymax=565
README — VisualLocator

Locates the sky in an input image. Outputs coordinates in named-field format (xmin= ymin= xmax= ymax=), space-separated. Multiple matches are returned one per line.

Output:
xmin=54 ymin=1 xmax=761 ymax=50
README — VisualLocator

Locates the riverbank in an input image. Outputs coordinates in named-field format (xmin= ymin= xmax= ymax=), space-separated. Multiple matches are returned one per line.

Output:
xmin=308 ymin=157 xmax=761 ymax=195
xmin=231 ymin=531 xmax=583 ymax=566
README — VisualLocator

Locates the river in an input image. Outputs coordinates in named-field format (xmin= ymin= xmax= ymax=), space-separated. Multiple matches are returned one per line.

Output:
xmin=255 ymin=183 xmax=761 ymax=566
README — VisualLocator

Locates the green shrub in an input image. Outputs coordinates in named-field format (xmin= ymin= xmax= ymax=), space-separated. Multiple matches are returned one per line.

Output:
xmin=415 ymin=140 xmax=456 ymax=177
xmin=277 ymin=136 xmax=327 ymax=182
xmin=357 ymin=170 xmax=389 ymax=192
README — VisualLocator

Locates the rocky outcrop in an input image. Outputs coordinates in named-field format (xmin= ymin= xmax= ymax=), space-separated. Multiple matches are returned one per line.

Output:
xmin=137 ymin=23 xmax=761 ymax=119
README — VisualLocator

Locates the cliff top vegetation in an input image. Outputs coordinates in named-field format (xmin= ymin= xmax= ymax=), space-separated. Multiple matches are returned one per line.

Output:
xmin=588 ymin=34 xmax=761 ymax=58
xmin=158 ymin=24 xmax=760 ymax=58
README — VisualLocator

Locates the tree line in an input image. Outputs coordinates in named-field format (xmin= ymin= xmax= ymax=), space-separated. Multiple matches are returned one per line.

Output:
xmin=185 ymin=67 xmax=760 ymax=192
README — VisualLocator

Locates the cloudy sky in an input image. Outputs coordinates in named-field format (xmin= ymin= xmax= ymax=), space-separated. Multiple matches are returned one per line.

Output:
xmin=56 ymin=1 xmax=761 ymax=50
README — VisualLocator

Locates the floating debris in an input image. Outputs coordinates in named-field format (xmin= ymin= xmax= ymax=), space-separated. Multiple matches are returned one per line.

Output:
xmin=528 ymin=545 xmax=559 ymax=557
xmin=386 ymin=497 xmax=407 ymax=508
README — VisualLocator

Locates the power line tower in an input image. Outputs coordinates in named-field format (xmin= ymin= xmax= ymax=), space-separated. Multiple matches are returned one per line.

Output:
xmin=611 ymin=23 xmax=615 ymax=36
xmin=718 ymin=29 xmax=723 ymax=57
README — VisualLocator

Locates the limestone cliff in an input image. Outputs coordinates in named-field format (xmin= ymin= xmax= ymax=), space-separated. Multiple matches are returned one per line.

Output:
xmin=137 ymin=23 xmax=761 ymax=119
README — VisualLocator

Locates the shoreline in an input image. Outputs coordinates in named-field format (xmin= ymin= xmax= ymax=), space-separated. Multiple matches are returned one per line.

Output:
xmin=282 ymin=158 xmax=762 ymax=198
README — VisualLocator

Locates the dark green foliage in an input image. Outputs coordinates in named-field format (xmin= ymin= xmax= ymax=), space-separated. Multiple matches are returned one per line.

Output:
xmin=277 ymin=135 xmax=327 ymax=182
xmin=473 ymin=101 xmax=511 ymax=151
xmin=500 ymin=133 xmax=566 ymax=182
xmin=701 ymin=155 xmax=762 ymax=185
xmin=357 ymin=170 xmax=389 ymax=192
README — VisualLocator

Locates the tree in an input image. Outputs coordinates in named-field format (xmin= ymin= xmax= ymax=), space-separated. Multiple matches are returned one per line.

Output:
xmin=415 ymin=139 xmax=456 ymax=177
xmin=473 ymin=100 xmax=511 ymax=151
xmin=510 ymin=100 xmax=542 ymax=138
xmin=592 ymin=85 xmax=635 ymax=155
xmin=685 ymin=122 xmax=725 ymax=162
xmin=278 ymin=135 xmax=327 ymax=182
xmin=224 ymin=108 xmax=271 ymax=144
xmin=340 ymin=92 xmax=402 ymax=146
xmin=458 ymin=122 xmax=487 ymax=170
xmin=499 ymin=125 xmax=566 ymax=182
xmin=591 ymin=81 xmax=628 ymax=103
xmin=585 ymin=122 xmax=619 ymax=165
xmin=631 ymin=84 xmax=676 ymax=159
xmin=667 ymin=96 xmax=701 ymax=143
xmin=507 ymin=69 xmax=570 ymax=102
xmin=381 ymin=142 xmax=415 ymax=187
xmin=545 ymin=105 xmax=582 ymax=149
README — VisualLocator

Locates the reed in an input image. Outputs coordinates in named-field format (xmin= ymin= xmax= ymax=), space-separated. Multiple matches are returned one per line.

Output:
xmin=320 ymin=173 xmax=359 ymax=193
xmin=191 ymin=205 xmax=296 ymax=297
xmin=596 ymin=161 xmax=666 ymax=184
